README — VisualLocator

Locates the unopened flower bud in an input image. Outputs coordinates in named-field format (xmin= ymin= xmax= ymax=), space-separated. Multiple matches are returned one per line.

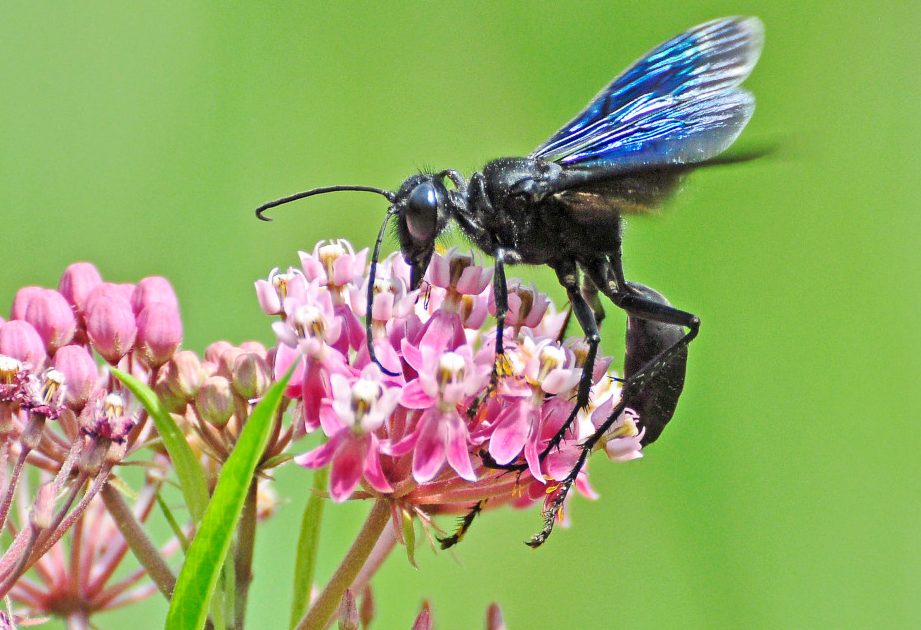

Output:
xmin=486 ymin=603 xmax=506 ymax=630
xmin=58 ymin=262 xmax=103 ymax=313
xmin=195 ymin=376 xmax=234 ymax=427
xmin=83 ymin=283 xmax=135 ymax=314
xmin=337 ymin=589 xmax=358 ymax=630
xmin=10 ymin=286 xmax=42 ymax=320
xmin=31 ymin=483 xmax=56 ymax=530
xmin=239 ymin=340 xmax=267 ymax=359
xmin=215 ymin=346 xmax=246 ymax=379
xmin=411 ymin=601 xmax=433 ymax=630
xmin=85 ymin=295 xmax=137 ymax=363
xmin=0 ymin=320 xmax=47 ymax=367
xmin=231 ymin=353 xmax=270 ymax=400
xmin=204 ymin=340 xmax=233 ymax=365
xmin=53 ymin=345 xmax=97 ymax=410
xmin=163 ymin=350 xmax=206 ymax=400
xmin=24 ymin=289 xmax=77 ymax=353
xmin=359 ymin=586 xmax=375 ymax=629
xmin=153 ymin=369 xmax=187 ymax=413
xmin=136 ymin=303 xmax=183 ymax=368
xmin=131 ymin=276 xmax=179 ymax=315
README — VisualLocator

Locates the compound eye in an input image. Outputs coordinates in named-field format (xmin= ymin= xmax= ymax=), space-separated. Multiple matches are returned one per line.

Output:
xmin=406 ymin=182 xmax=439 ymax=241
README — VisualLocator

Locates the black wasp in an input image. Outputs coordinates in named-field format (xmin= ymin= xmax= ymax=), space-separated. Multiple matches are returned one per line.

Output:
xmin=257 ymin=17 xmax=763 ymax=543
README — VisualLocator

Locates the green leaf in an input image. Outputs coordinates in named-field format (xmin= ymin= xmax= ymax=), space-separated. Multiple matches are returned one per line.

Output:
xmin=111 ymin=367 xmax=209 ymax=523
xmin=166 ymin=366 xmax=292 ymax=630
xmin=289 ymin=465 xmax=328 ymax=629
xmin=402 ymin=509 xmax=417 ymax=568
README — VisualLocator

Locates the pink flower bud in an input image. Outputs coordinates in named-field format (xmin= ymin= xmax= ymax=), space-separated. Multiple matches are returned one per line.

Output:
xmin=163 ymin=350 xmax=206 ymax=400
xmin=0 ymin=320 xmax=47 ymax=367
xmin=84 ymin=283 xmax=135 ymax=315
xmin=338 ymin=589 xmax=359 ymax=630
xmin=58 ymin=262 xmax=103 ymax=313
xmin=239 ymin=340 xmax=267 ymax=359
xmin=205 ymin=341 xmax=234 ymax=365
xmin=85 ymin=296 xmax=137 ymax=364
xmin=131 ymin=276 xmax=179 ymax=315
xmin=53 ymin=345 xmax=98 ymax=410
xmin=231 ymin=352 xmax=270 ymax=400
xmin=486 ymin=603 xmax=506 ymax=630
xmin=411 ymin=602 xmax=433 ymax=630
xmin=195 ymin=376 xmax=235 ymax=427
xmin=136 ymin=302 xmax=183 ymax=368
xmin=23 ymin=289 xmax=77 ymax=353
xmin=10 ymin=286 xmax=42 ymax=320
xmin=215 ymin=346 xmax=246 ymax=379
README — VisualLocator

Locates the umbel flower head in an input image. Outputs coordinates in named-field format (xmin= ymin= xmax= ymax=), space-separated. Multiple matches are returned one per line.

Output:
xmin=261 ymin=242 xmax=644 ymax=535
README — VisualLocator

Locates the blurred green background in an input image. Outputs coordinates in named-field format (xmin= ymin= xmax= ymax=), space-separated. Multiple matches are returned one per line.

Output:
xmin=2 ymin=1 xmax=919 ymax=628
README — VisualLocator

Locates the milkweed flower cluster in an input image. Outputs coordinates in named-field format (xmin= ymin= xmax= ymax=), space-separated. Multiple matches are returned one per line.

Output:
xmin=259 ymin=240 xmax=644 ymax=530
xmin=0 ymin=263 xmax=278 ymax=624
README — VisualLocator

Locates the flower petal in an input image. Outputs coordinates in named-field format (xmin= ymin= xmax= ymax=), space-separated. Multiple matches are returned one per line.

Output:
xmin=412 ymin=410 xmax=446 ymax=483
xmin=363 ymin=436 xmax=394 ymax=494
xmin=487 ymin=402 xmax=529 ymax=465
xmin=329 ymin=435 xmax=367 ymax=502
xmin=445 ymin=414 xmax=476 ymax=481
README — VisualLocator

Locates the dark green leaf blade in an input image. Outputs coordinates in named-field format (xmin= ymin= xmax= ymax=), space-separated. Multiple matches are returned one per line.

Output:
xmin=165 ymin=367 xmax=292 ymax=630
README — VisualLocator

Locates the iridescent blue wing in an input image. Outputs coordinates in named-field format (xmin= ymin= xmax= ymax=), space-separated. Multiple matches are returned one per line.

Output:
xmin=532 ymin=17 xmax=763 ymax=172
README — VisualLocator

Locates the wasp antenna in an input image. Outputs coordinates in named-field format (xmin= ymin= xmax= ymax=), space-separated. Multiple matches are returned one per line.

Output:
xmin=366 ymin=209 xmax=401 ymax=377
xmin=254 ymin=185 xmax=396 ymax=221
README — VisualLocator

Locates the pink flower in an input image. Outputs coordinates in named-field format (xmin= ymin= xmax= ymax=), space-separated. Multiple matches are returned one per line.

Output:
xmin=295 ymin=367 xmax=398 ymax=501
xmin=299 ymin=240 xmax=368 ymax=290
xmin=254 ymin=267 xmax=308 ymax=316
xmin=486 ymin=341 xmax=580 ymax=480
xmin=397 ymin=345 xmax=489 ymax=482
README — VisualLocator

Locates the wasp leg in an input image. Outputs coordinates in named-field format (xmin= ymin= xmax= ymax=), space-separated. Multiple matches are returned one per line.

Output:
xmin=585 ymin=261 xmax=699 ymax=392
xmin=527 ymin=282 xmax=690 ymax=547
xmin=537 ymin=260 xmax=601 ymax=457
xmin=466 ymin=247 xmax=511 ymax=421
xmin=437 ymin=501 xmax=486 ymax=549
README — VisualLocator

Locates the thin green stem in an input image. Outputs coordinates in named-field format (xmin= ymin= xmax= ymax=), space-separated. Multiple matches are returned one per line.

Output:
xmin=289 ymin=467 xmax=329 ymax=629
xmin=100 ymin=484 xmax=176 ymax=599
xmin=296 ymin=499 xmax=391 ymax=630
xmin=233 ymin=480 xmax=258 ymax=630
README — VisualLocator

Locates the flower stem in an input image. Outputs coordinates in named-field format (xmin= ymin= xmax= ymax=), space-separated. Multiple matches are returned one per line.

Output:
xmin=296 ymin=499 xmax=391 ymax=630
xmin=289 ymin=466 xmax=329 ymax=629
xmin=100 ymin=483 xmax=176 ymax=599
xmin=233 ymin=480 xmax=258 ymax=629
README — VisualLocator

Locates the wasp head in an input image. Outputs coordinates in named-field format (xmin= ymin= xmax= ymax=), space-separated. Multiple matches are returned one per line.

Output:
xmin=392 ymin=174 xmax=454 ymax=290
